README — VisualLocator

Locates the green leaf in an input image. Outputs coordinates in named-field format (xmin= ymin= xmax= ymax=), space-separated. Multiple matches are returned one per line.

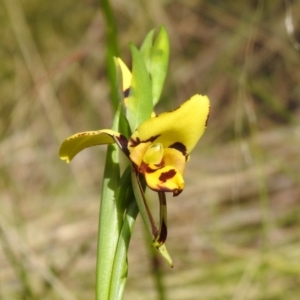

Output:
xmin=150 ymin=26 xmax=170 ymax=106
xmin=126 ymin=44 xmax=153 ymax=132
xmin=140 ymin=29 xmax=155 ymax=73
xmin=96 ymin=109 xmax=121 ymax=300
xmin=109 ymin=188 xmax=139 ymax=300
xmin=115 ymin=166 xmax=132 ymax=216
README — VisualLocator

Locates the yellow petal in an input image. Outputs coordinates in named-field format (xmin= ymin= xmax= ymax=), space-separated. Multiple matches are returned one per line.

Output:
xmin=59 ymin=129 xmax=125 ymax=163
xmin=117 ymin=58 xmax=132 ymax=93
xmin=129 ymin=142 xmax=151 ymax=167
xmin=144 ymin=166 xmax=184 ymax=196
xmin=163 ymin=148 xmax=186 ymax=175
xmin=128 ymin=94 xmax=210 ymax=155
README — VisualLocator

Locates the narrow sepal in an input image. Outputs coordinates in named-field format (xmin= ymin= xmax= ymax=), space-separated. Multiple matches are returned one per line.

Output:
xmin=59 ymin=129 xmax=127 ymax=163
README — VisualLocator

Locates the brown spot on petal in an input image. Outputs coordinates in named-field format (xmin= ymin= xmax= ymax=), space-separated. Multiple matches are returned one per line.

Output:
xmin=139 ymin=162 xmax=158 ymax=175
xmin=128 ymin=137 xmax=141 ymax=147
xmin=159 ymin=169 xmax=176 ymax=183
xmin=169 ymin=142 xmax=187 ymax=156
xmin=168 ymin=103 xmax=183 ymax=113
xmin=124 ymin=88 xmax=130 ymax=98
xmin=143 ymin=135 xmax=160 ymax=143
xmin=77 ymin=132 xmax=89 ymax=137
xmin=129 ymin=134 xmax=160 ymax=148
xmin=205 ymin=109 xmax=210 ymax=127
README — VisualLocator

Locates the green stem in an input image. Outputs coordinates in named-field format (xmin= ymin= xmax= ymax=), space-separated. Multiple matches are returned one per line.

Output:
xmin=150 ymin=251 xmax=166 ymax=300
xmin=143 ymin=207 xmax=167 ymax=300
xmin=131 ymin=168 xmax=158 ymax=238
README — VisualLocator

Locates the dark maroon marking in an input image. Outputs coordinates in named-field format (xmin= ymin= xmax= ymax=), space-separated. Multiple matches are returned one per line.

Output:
xmin=205 ymin=109 xmax=210 ymax=127
xmin=139 ymin=162 xmax=158 ymax=175
xmin=152 ymin=183 xmax=183 ymax=196
xmin=147 ymin=184 xmax=181 ymax=195
xmin=157 ymin=219 xmax=167 ymax=244
xmin=159 ymin=169 xmax=176 ymax=182
xmin=129 ymin=134 xmax=160 ymax=148
xmin=123 ymin=88 xmax=130 ymax=98
xmin=157 ymin=186 xmax=172 ymax=192
xmin=169 ymin=142 xmax=187 ymax=156
xmin=154 ymin=104 xmax=181 ymax=118
xmin=140 ymin=135 xmax=160 ymax=144
xmin=169 ymin=102 xmax=183 ymax=113
xmin=128 ymin=137 xmax=141 ymax=147
xmin=173 ymin=188 xmax=182 ymax=197
xmin=77 ymin=132 xmax=89 ymax=137
xmin=145 ymin=165 xmax=157 ymax=174
xmin=157 ymin=192 xmax=168 ymax=244
xmin=115 ymin=135 xmax=129 ymax=156
xmin=154 ymin=160 xmax=165 ymax=168
xmin=70 ymin=131 xmax=97 ymax=140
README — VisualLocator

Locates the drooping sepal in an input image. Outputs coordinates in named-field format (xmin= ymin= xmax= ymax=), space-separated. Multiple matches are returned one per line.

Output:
xmin=59 ymin=129 xmax=128 ymax=163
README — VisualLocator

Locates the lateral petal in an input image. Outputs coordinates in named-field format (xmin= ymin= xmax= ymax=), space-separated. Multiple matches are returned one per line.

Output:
xmin=128 ymin=94 xmax=210 ymax=155
xmin=59 ymin=129 xmax=127 ymax=163
xmin=162 ymin=148 xmax=186 ymax=175
xmin=144 ymin=166 xmax=185 ymax=196
xmin=116 ymin=58 xmax=131 ymax=93
xmin=129 ymin=142 xmax=151 ymax=168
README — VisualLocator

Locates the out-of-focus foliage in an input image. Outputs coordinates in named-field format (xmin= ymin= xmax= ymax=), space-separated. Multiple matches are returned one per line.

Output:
xmin=1 ymin=0 xmax=300 ymax=299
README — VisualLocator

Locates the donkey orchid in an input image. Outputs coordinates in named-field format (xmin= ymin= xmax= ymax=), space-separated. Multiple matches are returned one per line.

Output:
xmin=59 ymin=94 xmax=209 ymax=196
xmin=60 ymin=56 xmax=210 ymax=194
xmin=59 ymin=57 xmax=209 ymax=262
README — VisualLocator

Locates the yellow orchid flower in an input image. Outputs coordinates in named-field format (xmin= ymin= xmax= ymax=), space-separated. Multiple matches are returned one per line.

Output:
xmin=59 ymin=56 xmax=210 ymax=267
xmin=59 ymin=94 xmax=210 ymax=196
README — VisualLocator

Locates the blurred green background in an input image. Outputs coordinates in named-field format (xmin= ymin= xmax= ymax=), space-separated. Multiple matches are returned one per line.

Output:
xmin=1 ymin=0 xmax=300 ymax=299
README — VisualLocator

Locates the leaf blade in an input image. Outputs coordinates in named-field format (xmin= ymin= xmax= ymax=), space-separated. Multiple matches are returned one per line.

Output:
xmin=126 ymin=44 xmax=153 ymax=132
